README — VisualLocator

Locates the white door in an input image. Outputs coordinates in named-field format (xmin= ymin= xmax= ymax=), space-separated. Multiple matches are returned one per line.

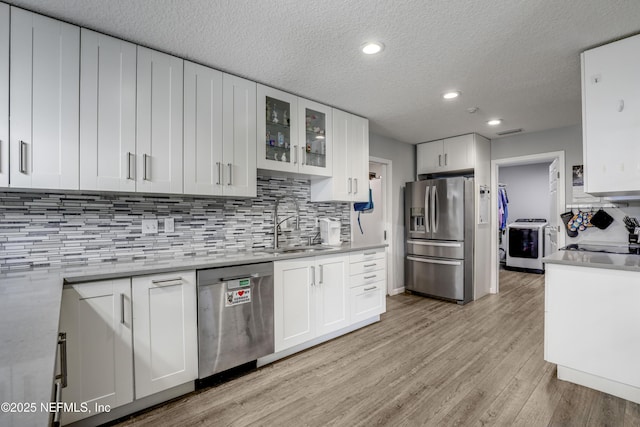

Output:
xmin=0 ymin=4 xmax=7 ymax=187
xmin=10 ymin=8 xmax=79 ymax=190
xmin=132 ymin=271 xmax=197 ymax=399
xmin=298 ymin=98 xmax=332 ymax=177
xmin=547 ymin=159 xmax=559 ymax=255
xmin=222 ymin=73 xmax=257 ymax=197
xmin=183 ymin=61 xmax=224 ymax=196
xmin=329 ymin=108 xmax=351 ymax=201
xmin=350 ymin=114 xmax=370 ymax=202
xmin=416 ymin=140 xmax=443 ymax=176
xmin=59 ymin=279 xmax=133 ymax=425
xmin=80 ymin=29 xmax=137 ymax=192
xmin=274 ymin=259 xmax=315 ymax=352
xmin=316 ymin=254 xmax=349 ymax=335
xmin=444 ymin=134 xmax=474 ymax=172
xmin=137 ymin=47 xmax=184 ymax=194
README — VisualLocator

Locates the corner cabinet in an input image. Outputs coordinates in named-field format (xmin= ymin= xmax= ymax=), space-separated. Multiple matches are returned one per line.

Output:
xmin=9 ymin=7 xmax=80 ymax=190
xmin=79 ymin=29 xmax=137 ymax=192
xmin=416 ymin=134 xmax=477 ymax=176
xmin=310 ymin=109 xmax=369 ymax=202
xmin=184 ymin=63 xmax=256 ymax=197
xmin=582 ymin=34 xmax=640 ymax=197
xmin=0 ymin=3 xmax=7 ymax=187
xmin=274 ymin=254 xmax=349 ymax=352
xmin=136 ymin=47 xmax=184 ymax=194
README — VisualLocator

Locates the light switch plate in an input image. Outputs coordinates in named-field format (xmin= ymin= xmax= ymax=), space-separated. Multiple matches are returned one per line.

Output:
xmin=142 ymin=219 xmax=158 ymax=234
xmin=164 ymin=217 xmax=174 ymax=233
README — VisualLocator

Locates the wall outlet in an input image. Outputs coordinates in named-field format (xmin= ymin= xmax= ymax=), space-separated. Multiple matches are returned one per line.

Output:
xmin=142 ymin=219 xmax=158 ymax=234
xmin=164 ymin=217 xmax=174 ymax=233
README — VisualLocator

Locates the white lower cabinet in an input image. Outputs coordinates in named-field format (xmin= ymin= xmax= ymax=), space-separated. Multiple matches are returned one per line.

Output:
xmin=350 ymin=282 xmax=385 ymax=324
xmin=58 ymin=271 xmax=197 ymax=424
xmin=132 ymin=271 xmax=198 ymax=399
xmin=349 ymin=248 xmax=386 ymax=324
xmin=59 ymin=279 xmax=133 ymax=425
xmin=274 ymin=254 xmax=349 ymax=352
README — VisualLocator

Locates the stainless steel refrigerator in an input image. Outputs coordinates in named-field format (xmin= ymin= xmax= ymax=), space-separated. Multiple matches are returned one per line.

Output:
xmin=405 ymin=176 xmax=474 ymax=304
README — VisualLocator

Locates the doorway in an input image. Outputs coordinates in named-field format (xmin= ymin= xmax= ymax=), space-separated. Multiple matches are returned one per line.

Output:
xmin=490 ymin=151 xmax=566 ymax=294
xmin=350 ymin=157 xmax=395 ymax=296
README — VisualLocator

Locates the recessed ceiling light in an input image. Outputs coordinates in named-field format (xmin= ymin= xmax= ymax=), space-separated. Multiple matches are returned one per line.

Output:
xmin=487 ymin=119 xmax=502 ymax=126
xmin=361 ymin=42 xmax=384 ymax=55
xmin=442 ymin=91 xmax=460 ymax=100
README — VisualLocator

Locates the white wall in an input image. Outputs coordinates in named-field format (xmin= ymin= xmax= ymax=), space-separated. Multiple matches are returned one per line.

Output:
xmin=369 ymin=133 xmax=415 ymax=292
xmin=499 ymin=162 xmax=551 ymax=223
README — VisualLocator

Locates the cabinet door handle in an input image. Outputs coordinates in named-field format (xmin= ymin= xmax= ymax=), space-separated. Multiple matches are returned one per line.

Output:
xmin=143 ymin=154 xmax=150 ymax=181
xmin=120 ymin=293 xmax=126 ymax=324
xmin=56 ymin=332 xmax=68 ymax=388
xmin=228 ymin=163 xmax=233 ymax=185
xmin=364 ymin=286 xmax=377 ymax=291
xmin=364 ymin=274 xmax=377 ymax=279
xmin=618 ymin=99 xmax=625 ymax=112
xmin=348 ymin=178 xmax=352 ymax=194
xmin=354 ymin=178 xmax=358 ymax=194
xmin=310 ymin=266 xmax=315 ymax=287
xmin=319 ymin=265 xmax=323 ymax=284
xmin=301 ymin=146 xmax=305 ymax=166
xmin=151 ymin=277 xmax=183 ymax=286
xmin=444 ymin=153 xmax=448 ymax=165
xmin=53 ymin=381 xmax=62 ymax=424
xmin=19 ymin=141 xmax=27 ymax=174
xmin=127 ymin=152 xmax=134 ymax=180
xmin=216 ymin=162 xmax=221 ymax=185
xmin=294 ymin=145 xmax=298 ymax=164
xmin=364 ymin=263 xmax=377 ymax=268
xmin=438 ymin=154 xmax=442 ymax=167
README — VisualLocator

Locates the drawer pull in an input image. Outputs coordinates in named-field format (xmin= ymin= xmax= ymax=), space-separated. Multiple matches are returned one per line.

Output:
xmin=364 ymin=263 xmax=377 ymax=267
xmin=364 ymin=286 xmax=377 ymax=291
xmin=363 ymin=251 xmax=377 ymax=256
xmin=364 ymin=274 xmax=377 ymax=279
xmin=151 ymin=277 xmax=182 ymax=285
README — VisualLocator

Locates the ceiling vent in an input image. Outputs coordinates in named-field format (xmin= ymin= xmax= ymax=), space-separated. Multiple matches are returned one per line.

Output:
xmin=496 ymin=128 xmax=523 ymax=136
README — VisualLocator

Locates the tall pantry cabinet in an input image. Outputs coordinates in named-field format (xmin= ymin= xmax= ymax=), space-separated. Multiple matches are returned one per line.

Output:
xmin=10 ymin=7 xmax=80 ymax=190
xmin=0 ymin=4 xmax=7 ymax=187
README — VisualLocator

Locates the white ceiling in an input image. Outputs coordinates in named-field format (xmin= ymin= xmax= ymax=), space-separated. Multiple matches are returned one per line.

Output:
xmin=6 ymin=0 xmax=640 ymax=144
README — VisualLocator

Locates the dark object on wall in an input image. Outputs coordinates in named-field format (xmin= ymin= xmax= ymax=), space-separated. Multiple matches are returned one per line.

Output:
xmin=560 ymin=211 xmax=579 ymax=237
xmin=590 ymin=209 xmax=614 ymax=229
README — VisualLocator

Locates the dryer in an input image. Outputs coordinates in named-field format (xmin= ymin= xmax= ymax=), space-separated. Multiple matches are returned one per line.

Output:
xmin=506 ymin=219 xmax=548 ymax=273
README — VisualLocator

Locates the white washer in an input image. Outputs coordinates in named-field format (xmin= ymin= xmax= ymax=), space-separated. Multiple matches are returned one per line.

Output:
xmin=506 ymin=219 xmax=548 ymax=272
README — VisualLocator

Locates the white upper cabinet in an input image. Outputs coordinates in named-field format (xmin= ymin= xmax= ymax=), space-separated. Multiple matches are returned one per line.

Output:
xmin=184 ymin=65 xmax=256 ymax=197
xmin=222 ymin=73 xmax=257 ymax=197
xmin=137 ymin=47 xmax=184 ymax=194
xmin=0 ymin=4 xmax=8 ymax=187
xmin=582 ymin=34 xmax=640 ymax=196
xmin=10 ymin=7 xmax=79 ymax=190
xmin=298 ymin=98 xmax=332 ymax=177
xmin=80 ymin=29 xmax=137 ymax=192
xmin=416 ymin=134 xmax=475 ymax=176
xmin=183 ymin=61 xmax=224 ymax=195
xmin=310 ymin=109 xmax=369 ymax=202
xmin=257 ymin=85 xmax=299 ymax=173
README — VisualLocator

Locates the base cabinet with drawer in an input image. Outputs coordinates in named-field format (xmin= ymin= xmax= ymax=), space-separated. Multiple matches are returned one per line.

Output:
xmin=58 ymin=271 xmax=197 ymax=424
xmin=349 ymin=248 xmax=386 ymax=323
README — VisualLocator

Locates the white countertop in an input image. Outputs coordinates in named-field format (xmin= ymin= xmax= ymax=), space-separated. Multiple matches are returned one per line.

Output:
xmin=0 ymin=243 xmax=386 ymax=427
xmin=543 ymin=248 xmax=640 ymax=272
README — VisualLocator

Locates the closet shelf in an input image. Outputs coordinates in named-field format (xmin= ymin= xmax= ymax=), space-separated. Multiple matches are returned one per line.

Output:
xmin=566 ymin=202 xmax=627 ymax=209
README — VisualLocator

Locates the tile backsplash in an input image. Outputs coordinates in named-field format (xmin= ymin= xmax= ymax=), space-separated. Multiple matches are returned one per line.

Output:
xmin=0 ymin=176 xmax=350 ymax=270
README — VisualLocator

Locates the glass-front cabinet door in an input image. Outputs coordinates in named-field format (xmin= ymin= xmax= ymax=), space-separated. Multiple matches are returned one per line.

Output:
xmin=257 ymin=85 xmax=299 ymax=173
xmin=298 ymin=98 xmax=332 ymax=177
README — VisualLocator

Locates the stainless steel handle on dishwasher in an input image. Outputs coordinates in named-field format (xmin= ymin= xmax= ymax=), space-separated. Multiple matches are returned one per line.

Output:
xmin=219 ymin=272 xmax=260 ymax=282
xmin=151 ymin=277 xmax=182 ymax=286
xmin=407 ymin=256 xmax=462 ymax=266
xmin=19 ymin=141 xmax=27 ymax=174
xmin=127 ymin=152 xmax=134 ymax=180
xmin=228 ymin=163 xmax=233 ymax=185
xmin=364 ymin=286 xmax=377 ymax=291
xmin=364 ymin=274 xmax=377 ymax=279
xmin=216 ymin=162 xmax=222 ymax=185
xmin=56 ymin=332 xmax=68 ymax=388
xmin=143 ymin=154 xmax=150 ymax=181
xmin=120 ymin=294 xmax=126 ymax=324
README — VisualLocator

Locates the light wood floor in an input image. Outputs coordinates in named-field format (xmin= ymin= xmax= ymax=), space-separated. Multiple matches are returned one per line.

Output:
xmin=117 ymin=270 xmax=640 ymax=426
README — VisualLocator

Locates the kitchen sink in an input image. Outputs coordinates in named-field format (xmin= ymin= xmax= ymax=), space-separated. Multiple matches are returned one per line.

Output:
xmin=270 ymin=246 xmax=334 ymax=255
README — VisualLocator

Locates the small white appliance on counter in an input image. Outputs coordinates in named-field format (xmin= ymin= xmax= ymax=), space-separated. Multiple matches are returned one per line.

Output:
xmin=319 ymin=218 xmax=341 ymax=246
xmin=506 ymin=218 xmax=548 ymax=273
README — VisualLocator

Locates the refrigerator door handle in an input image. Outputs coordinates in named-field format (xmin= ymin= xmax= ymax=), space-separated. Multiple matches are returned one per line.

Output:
xmin=407 ymin=256 xmax=461 ymax=266
xmin=424 ymin=185 xmax=431 ymax=233
xmin=431 ymin=185 xmax=438 ymax=233
xmin=407 ymin=240 xmax=462 ymax=248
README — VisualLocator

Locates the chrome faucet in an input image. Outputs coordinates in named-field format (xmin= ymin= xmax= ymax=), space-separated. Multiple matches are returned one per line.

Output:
xmin=274 ymin=196 xmax=300 ymax=249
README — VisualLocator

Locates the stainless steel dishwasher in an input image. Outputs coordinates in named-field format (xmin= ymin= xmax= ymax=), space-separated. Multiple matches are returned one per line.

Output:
xmin=197 ymin=262 xmax=274 ymax=378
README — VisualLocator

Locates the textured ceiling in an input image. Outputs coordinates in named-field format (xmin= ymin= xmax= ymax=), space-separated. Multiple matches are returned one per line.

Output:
xmin=6 ymin=0 xmax=640 ymax=144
